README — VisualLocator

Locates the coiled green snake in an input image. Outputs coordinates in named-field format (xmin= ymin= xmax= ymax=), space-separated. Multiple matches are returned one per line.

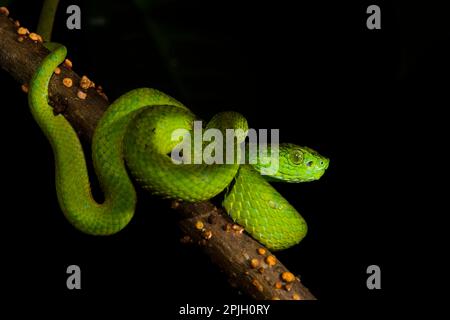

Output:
xmin=28 ymin=42 xmax=329 ymax=251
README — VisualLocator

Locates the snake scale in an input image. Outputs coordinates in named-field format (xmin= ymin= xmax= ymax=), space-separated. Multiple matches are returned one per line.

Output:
xmin=28 ymin=5 xmax=329 ymax=251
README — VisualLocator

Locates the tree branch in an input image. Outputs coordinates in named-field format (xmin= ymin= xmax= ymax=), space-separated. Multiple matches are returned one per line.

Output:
xmin=0 ymin=9 xmax=316 ymax=300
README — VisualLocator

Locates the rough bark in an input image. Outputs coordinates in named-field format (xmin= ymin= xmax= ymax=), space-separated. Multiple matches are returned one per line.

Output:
xmin=0 ymin=10 xmax=316 ymax=300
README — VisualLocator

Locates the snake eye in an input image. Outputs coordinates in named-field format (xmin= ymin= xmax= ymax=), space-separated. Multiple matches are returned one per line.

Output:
xmin=290 ymin=150 xmax=303 ymax=164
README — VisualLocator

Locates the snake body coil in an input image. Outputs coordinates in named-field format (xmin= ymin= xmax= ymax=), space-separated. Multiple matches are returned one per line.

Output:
xmin=29 ymin=45 xmax=329 ymax=250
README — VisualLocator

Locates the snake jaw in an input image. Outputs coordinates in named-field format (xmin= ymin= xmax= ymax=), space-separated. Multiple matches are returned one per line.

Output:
xmin=251 ymin=144 xmax=329 ymax=183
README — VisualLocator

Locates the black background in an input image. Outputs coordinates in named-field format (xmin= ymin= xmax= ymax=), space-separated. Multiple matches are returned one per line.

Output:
xmin=0 ymin=0 xmax=442 ymax=315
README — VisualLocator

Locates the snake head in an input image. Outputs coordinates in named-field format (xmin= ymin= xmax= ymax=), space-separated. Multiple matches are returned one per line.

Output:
xmin=285 ymin=144 xmax=330 ymax=182
xmin=252 ymin=143 xmax=329 ymax=182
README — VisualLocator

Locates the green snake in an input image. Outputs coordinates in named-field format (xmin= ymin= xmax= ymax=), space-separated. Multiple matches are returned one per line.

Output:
xmin=28 ymin=3 xmax=329 ymax=251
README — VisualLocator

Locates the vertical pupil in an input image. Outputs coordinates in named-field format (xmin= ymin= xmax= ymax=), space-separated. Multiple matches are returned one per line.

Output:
xmin=291 ymin=151 xmax=303 ymax=164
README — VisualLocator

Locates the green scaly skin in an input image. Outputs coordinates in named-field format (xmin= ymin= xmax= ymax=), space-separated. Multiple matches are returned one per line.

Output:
xmin=29 ymin=46 xmax=329 ymax=250
xmin=225 ymin=144 xmax=329 ymax=250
